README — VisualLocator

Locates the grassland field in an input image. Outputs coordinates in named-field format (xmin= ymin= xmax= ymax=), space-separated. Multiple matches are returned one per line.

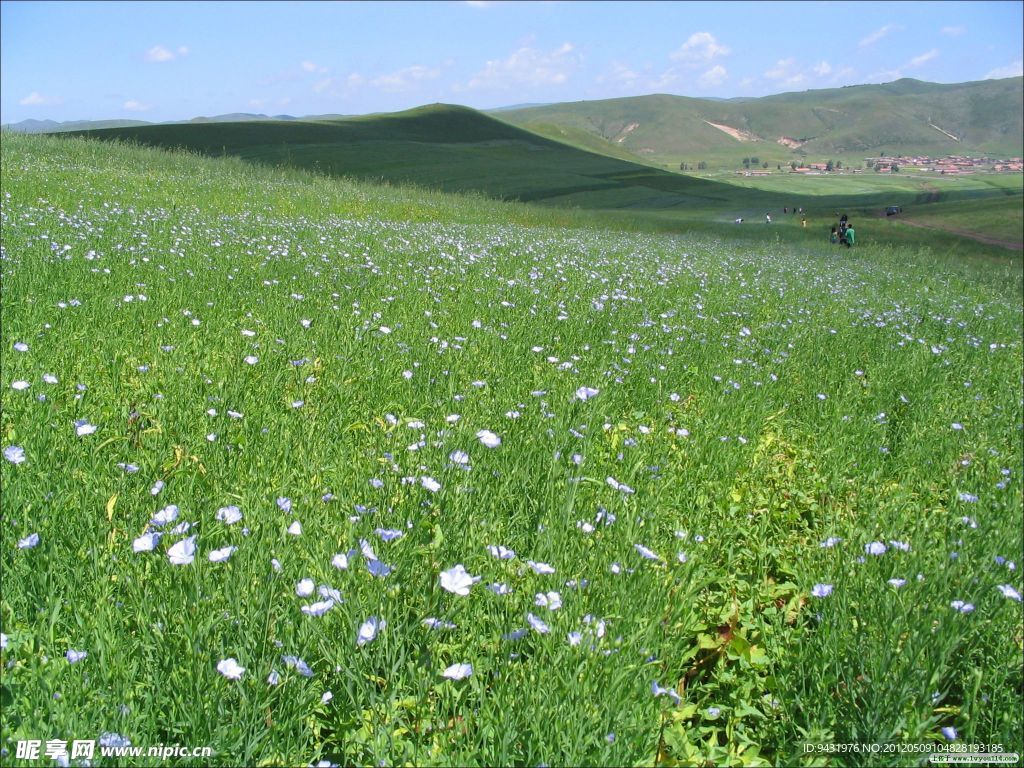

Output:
xmin=0 ymin=130 xmax=1022 ymax=768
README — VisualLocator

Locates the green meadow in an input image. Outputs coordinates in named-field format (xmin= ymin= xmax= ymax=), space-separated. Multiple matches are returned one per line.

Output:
xmin=1 ymin=128 xmax=1021 ymax=768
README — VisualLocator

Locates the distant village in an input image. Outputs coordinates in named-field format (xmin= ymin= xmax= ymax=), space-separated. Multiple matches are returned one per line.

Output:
xmin=784 ymin=154 xmax=1023 ymax=176
xmin=732 ymin=154 xmax=1023 ymax=176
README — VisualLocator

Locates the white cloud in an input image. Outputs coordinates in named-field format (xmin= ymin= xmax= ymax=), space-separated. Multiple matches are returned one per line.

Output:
xmin=940 ymin=25 xmax=966 ymax=36
xmin=596 ymin=61 xmax=643 ymax=89
xmin=145 ymin=44 xmax=188 ymax=62
xmin=813 ymin=60 xmax=832 ymax=77
xmin=459 ymin=42 xmax=579 ymax=91
xmin=371 ymin=64 xmax=441 ymax=92
xmin=698 ymin=65 xmax=727 ymax=88
xmin=763 ymin=58 xmax=805 ymax=87
xmin=312 ymin=77 xmax=335 ymax=93
xmin=122 ymin=99 xmax=151 ymax=112
xmin=908 ymin=48 xmax=938 ymax=68
xmin=19 ymin=91 xmax=61 ymax=106
xmin=985 ymin=59 xmax=1023 ymax=79
xmin=301 ymin=60 xmax=329 ymax=74
xmin=347 ymin=73 xmax=366 ymax=88
xmin=859 ymin=24 xmax=898 ymax=47
xmin=670 ymin=32 xmax=729 ymax=65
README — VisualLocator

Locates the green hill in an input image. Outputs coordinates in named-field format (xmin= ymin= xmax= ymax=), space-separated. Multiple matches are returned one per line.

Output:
xmin=494 ymin=77 xmax=1024 ymax=167
xmin=67 ymin=103 xmax=781 ymax=211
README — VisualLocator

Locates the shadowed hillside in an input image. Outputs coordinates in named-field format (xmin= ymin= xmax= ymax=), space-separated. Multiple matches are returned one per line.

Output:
xmin=67 ymin=104 xmax=785 ymax=211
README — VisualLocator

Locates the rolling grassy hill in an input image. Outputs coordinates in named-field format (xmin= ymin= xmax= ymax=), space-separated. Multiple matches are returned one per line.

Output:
xmin=64 ymin=99 xmax=1021 ymax=258
xmin=67 ymin=104 xmax=784 ymax=211
xmin=495 ymin=77 xmax=1024 ymax=168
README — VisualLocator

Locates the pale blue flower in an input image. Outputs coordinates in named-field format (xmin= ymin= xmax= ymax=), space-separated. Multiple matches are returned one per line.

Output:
xmin=476 ymin=429 xmax=501 ymax=448
xmin=301 ymin=599 xmax=335 ymax=617
xmin=441 ymin=662 xmax=473 ymax=680
xmin=132 ymin=532 xmax=161 ymax=553
xmin=216 ymin=505 xmax=243 ymax=525
xmin=811 ymin=583 xmax=833 ymax=598
xmin=331 ymin=552 xmax=350 ymax=570
xmin=217 ymin=658 xmax=245 ymax=680
xmin=526 ymin=560 xmax=555 ymax=575
xmin=865 ymin=541 xmax=887 ymax=556
xmin=282 ymin=655 xmax=313 ymax=677
xmin=150 ymin=504 xmax=179 ymax=527
xmin=66 ymin=649 xmax=88 ymax=664
xmin=3 ymin=446 xmax=25 ymax=465
xmin=486 ymin=544 xmax=516 ymax=560
xmin=18 ymin=533 xmax=39 ymax=549
xmin=527 ymin=613 xmax=550 ymax=634
xmin=167 ymin=536 xmax=196 ymax=565
xmin=634 ymin=544 xmax=661 ymax=561
xmin=534 ymin=591 xmax=562 ymax=610
xmin=208 ymin=545 xmax=236 ymax=563
xmin=996 ymin=584 xmax=1022 ymax=602
xmin=357 ymin=616 xmax=385 ymax=646
xmin=366 ymin=558 xmax=392 ymax=578
xmin=440 ymin=564 xmax=480 ymax=596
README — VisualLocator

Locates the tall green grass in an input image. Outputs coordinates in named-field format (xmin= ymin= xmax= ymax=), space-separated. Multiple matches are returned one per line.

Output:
xmin=1 ymin=133 xmax=1021 ymax=767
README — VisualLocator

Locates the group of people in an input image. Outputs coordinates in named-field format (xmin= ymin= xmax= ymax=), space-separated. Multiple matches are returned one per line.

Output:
xmin=830 ymin=214 xmax=855 ymax=247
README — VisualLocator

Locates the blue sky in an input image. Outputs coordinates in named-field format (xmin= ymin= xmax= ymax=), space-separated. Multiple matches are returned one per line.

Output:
xmin=2 ymin=1 xmax=1021 ymax=123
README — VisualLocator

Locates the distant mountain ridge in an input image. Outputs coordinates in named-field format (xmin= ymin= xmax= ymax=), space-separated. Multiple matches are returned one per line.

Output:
xmin=6 ymin=77 xmax=1020 ymax=161
xmin=494 ymin=77 xmax=1024 ymax=162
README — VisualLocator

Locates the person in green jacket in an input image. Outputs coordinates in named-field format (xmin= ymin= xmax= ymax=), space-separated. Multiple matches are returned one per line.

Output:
xmin=845 ymin=223 xmax=855 ymax=247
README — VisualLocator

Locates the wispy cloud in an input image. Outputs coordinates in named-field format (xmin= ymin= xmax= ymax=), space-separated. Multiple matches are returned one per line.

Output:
xmin=19 ymin=91 xmax=62 ymax=106
xmin=371 ymin=65 xmax=441 ymax=92
xmin=596 ymin=61 xmax=643 ymax=90
xmin=763 ymin=58 xmax=805 ymax=87
xmin=670 ymin=32 xmax=729 ymax=65
xmin=698 ymin=65 xmax=727 ymax=88
xmin=122 ymin=99 xmax=151 ymax=112
xmin=940 ymin=25 xmax=966 ymax=36
xmin=908 ymin=49 xmax=939 ymax=68
xmin=813 ymin=60 xmax=832 ymax=77
xmin=985 ymin=59 xmax=1023 ymax=79
xmin=458 ymin=42 xmax=579 ymax=91
xmin=145 ymin=45 xmax=189 ymax=63
xmin=859 ymin=24 xmax=898 ymax=47
xmin=301 ymin=60 xmax=329 ymax=74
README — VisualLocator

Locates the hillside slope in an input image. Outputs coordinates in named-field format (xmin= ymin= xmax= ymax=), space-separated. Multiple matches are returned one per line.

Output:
xmin=495 ymin=78 xmax=1024 ymax=165
xmin=66 ymin=104 xmax=782 ymax=211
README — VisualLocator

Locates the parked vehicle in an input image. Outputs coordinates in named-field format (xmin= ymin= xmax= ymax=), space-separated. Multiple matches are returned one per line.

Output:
xmin=885 ymin=206 xmax=903 ymax=216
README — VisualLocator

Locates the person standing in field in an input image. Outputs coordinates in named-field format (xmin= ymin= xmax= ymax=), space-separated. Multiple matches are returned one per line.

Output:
xmin=766 ymin=213 xmax=772 ymax=224
xmin=845 ymin=223 xmax=855 ymax=247
xmin=830 ymin=226 xmax=838 ymax=244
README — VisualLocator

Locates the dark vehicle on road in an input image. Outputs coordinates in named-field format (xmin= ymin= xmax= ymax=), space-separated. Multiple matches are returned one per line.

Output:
xmin=885 ymin=206 xmax=903 ymax=216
